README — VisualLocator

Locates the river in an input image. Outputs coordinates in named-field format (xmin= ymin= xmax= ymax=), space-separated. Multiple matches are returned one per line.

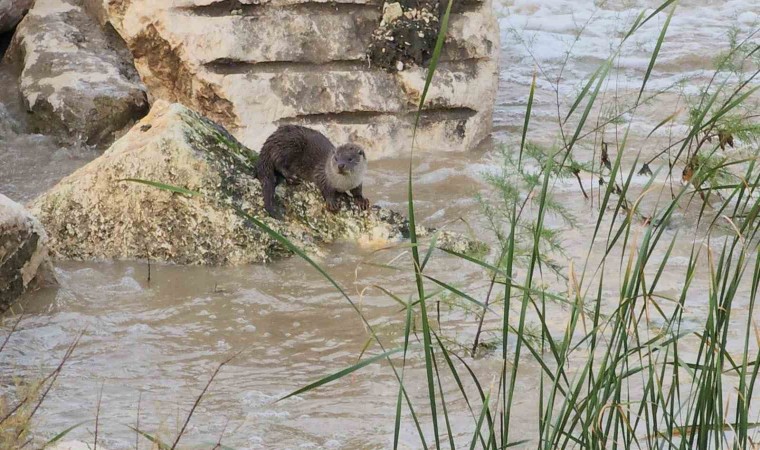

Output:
xmin=1 ymin=0 xmax=759 ymax=448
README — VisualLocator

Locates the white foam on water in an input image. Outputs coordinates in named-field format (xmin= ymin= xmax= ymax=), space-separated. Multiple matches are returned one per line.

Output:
xmin=493 ymin=0 xmax=760 ymax=167
xmin=498 ymin=0 xmax=760 ymax=97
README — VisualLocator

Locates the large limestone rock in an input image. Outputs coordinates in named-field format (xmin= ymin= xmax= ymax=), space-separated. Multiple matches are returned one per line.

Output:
xmin=86 ymin=0 xmax=499 ymax=157
xmin=0 ymin=194 xmax=56 ymax=313
xmin=0 ymin=0 xmax=33 ymax=34
xmin=6 ymin=0 xmax=149 ymax=145
xmin=31 ymin=101 xmax=484 ymax=265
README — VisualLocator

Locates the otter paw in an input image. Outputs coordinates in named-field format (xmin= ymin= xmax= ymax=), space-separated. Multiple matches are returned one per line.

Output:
xmin=265 ymin=204 xmax=285 ymax=220
xmin=354 ymin=197 xmax=370 ymax=210
xmin=326 ymin=198 xmax=342 ymax=213
xmin=268 ymin=210 xmax=285 ymax=220
xmin=285 ymin=176 xmax=302 ymax=186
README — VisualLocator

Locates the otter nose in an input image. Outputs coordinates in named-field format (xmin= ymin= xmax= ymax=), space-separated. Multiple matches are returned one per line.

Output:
xmin=338 ymin=163 xmax=346 ymax=171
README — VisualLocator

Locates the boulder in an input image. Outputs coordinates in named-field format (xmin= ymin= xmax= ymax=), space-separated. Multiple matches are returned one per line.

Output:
xmin=86 ymin=0 xmax=499 ymax=157
xmin=0 ymin=0 xmax=33 ymax=34
xmin=31 ymin=101 xmax=485 ymax=265
xmin=5 ymin=0 xmax=149 ymax=145
xmin=0 ymin=194 xmax=56 ymax=313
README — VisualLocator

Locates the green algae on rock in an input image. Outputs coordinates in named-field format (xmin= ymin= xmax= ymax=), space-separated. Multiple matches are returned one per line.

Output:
xmin=30 ymin=101 xmax=486 ymax=265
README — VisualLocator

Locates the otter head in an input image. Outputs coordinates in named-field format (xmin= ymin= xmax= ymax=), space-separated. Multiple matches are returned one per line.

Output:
xmin=327 ymin=143 xmax=368 ymax=192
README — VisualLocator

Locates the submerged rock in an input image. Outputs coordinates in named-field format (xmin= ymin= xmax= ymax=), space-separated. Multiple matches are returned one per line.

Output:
xmin=0 ymin=0 xmax=33 ymax=34
xmin=31 ymin=101 xmax=485 ymax=265
xmin=89 ymin=0 xmax=499 ymax=157
xmin=5 ymin=0 xmax=148 ymax=146
xmin=0 ymin=194 xmax=56 ymax=313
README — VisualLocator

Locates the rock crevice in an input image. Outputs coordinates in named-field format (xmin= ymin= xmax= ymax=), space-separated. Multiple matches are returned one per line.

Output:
xmin=0 ymin=0 xmax=34 ymax=34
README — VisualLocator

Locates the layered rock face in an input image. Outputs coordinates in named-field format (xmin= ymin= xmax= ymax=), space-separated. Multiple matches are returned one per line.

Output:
xmin=0 ymin=194 xmax=56 ymax=313
xmin=88 ymin=0 xmax=499 ymax=157
xmin=31 ymin=101 xmax=485 ymax=265
xmin=0 ymin=0 xmax=33 ymax=34
xmin=5 ymin=0 xmax=149 ymax=145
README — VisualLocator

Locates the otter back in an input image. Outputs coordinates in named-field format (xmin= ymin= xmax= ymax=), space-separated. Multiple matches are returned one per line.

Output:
xmin=255 ymin=125 xmax=370 ymax=219
xmin=256 ymin=125 xmax=334 ymax=184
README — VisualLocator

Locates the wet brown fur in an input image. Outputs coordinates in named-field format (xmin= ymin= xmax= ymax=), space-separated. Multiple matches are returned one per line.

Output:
xmin=255 ymin=125 xmax=369 ymax=219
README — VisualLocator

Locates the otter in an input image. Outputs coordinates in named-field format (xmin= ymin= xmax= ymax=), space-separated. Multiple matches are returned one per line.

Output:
xmin=255 ymin=125 xmax=370 ymax=219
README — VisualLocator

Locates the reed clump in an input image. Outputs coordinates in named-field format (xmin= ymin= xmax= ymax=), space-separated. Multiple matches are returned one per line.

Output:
xmin=274 ymin=1 xmax=760 ymax=449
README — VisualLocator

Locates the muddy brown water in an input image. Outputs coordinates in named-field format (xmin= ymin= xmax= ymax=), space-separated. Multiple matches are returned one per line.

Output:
xmin=1 ymin=0 xmax=759 ymax=448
